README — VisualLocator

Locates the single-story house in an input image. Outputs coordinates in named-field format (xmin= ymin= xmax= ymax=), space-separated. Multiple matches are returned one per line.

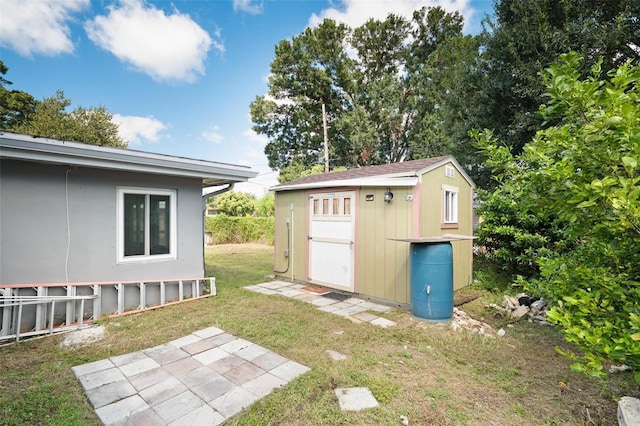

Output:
xmin=271 ymin=156 xmax=475 ymax=306
xmin=0 ymin=131 xmax=256 ymax=284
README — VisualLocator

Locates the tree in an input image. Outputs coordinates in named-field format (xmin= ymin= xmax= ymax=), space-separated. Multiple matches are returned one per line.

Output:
xmin=251 ymin=7 xmax=473 ymax=172
xmin=214 ymin=191 xmax=257 ymax=217
xmin=14 ymin=90 xmax=126 ymax=148
xmin=277 ymin=162 xmax=347 ymax=183
xmin=0 ymin=60 xmax=37 ymax=129
xmin=0 ymin=61 xmax=125 ymax=148
xmin=476 ymin=53 xmax=640 ymax=382
xmin=255 ymin=193 xmax=275 ymax=217
xmin=452 ymin=0 xmax=640 ymax=188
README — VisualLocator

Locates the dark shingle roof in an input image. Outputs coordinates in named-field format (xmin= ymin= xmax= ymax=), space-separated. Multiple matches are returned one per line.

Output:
xmin=272 ymin=156 xmax=450 ymax=189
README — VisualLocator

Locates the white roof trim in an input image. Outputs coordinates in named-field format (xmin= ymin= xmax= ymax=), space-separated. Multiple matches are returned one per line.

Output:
xmin=0 ymin=132 xmax=257 ymax=187
xmin=272 ymin=176 xmax=418 ymax=191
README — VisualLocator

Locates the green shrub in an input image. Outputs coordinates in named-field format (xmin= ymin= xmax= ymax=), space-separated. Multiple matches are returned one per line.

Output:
xmin=205 ymin=215 xmax=274 ymax=245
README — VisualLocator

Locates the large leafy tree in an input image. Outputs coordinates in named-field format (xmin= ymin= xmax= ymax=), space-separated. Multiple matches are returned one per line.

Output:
xmin=0 ymin=61 xmax=126 ymax=148
xmin=0 ymin=60 xmax=37 ymax=129
xmin=450 ymin=0 xmax=640 ymax=188
xmin=14 ymin=90 xmax=126 ymax=148
xmin=251 ymin=7 xmax=475 ymax=172
xmin=476 ymin=53 xmax=640 ymax=382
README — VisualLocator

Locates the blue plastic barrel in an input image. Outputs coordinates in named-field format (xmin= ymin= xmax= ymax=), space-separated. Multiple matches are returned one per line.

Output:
xmin=410 ymin=242 xmax=453 ymax=321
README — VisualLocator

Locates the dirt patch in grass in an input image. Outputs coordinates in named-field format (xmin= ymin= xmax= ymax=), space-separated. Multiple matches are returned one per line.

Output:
xmin=1 ymin=244 xmax=638 ymax=425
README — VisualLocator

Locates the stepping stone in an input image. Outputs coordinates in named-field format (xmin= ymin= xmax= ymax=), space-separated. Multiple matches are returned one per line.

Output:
xmin=326 ymin=350 xmax=347 ymax=361
xmin=335 ymin=387 xmax=379 ymax=411
xmin=370 ymin=317 xmax=396 ymax=328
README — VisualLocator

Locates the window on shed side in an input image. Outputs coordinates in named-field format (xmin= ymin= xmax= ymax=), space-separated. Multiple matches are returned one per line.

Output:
xmin=118 ymin=188 xmax=176 ymax=262
xmin=442 ymin=184 xmax=459 ymax=225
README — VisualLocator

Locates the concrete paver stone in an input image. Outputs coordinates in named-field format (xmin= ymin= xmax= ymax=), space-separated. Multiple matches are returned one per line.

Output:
xmin=209 ymin=387 xmax=260 ymax=418
xmin=192 ymin=326 xmax=225 ymax=339
xmin=152 ymin=390 xmax=205 ymax=424
xmin=168 ymin=334 xmax=202 ymax=349
xmin=94 ymin=394 xmax=148 ymax=425
xmin=86 ymin=379 xmax=137 ymax=409
xmin=242 ymin=373 xmax=287 ymax=398
xmin=78 ymin=367 xmax=127 ymax=391
xmin=71 ymin=359 xmax=114 ymax=377
xmin=235 ymin=343 xmax=270 ymax=361
xmin=335 ymin=387 xmax=379 ymax=411
xmin=270 ymin=360 xmax=311 ymax=381
xmin=168 ymin=405 xmax=225 ymax=426
xmin=144 ymin=344 xmax=189 ymax=366
xmin=138 ymin=377 xmax=187 ymax=406
xmin=120 ymin=357 xmax=161 ymax=378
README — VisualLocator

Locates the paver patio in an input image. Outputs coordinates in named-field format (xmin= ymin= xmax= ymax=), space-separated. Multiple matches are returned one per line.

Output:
xmin=72 ymin=326 xmax=310 ymax=425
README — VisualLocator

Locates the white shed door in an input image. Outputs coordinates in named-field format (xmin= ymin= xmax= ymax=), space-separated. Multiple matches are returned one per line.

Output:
xmin=309 ymin=191 xmax=355 ymax=292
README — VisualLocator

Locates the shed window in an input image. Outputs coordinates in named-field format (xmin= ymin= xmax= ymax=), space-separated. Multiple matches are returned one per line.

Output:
xmin=118 ymin=188 xmax=176 ymax=262
xmin=333 ymin=198 xmax=340 ymax=215
xmin=442 ymin=184 xmax=458 ymax=226
xmin=343 ymin=197 xmax=351 ymax=215
xmin=322 ymin=199 xmax=329 ymax=215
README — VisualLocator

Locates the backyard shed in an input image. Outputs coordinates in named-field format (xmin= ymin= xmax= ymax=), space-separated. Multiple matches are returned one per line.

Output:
xmin=271 ymin=156 xmax=475 ymax=306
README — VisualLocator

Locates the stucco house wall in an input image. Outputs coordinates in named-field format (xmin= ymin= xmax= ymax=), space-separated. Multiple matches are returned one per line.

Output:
xmin=0 ymin=132 xmax=257 ymax=286
xmin=0 ymin=159 xmax=204 ymax=284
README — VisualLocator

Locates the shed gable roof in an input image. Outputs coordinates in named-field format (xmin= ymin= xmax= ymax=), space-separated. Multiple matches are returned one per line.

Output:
xmin=0 ymin=131 xmax=257 ymax=187
xmin=272 ymin=156 xmax=474 ymax=191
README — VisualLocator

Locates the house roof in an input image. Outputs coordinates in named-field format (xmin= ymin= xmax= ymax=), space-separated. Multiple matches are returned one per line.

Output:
xmin=271 ymin=156 xmax=475 ymax=191
xmin=0 ymin=131 xmax=257 ymax=187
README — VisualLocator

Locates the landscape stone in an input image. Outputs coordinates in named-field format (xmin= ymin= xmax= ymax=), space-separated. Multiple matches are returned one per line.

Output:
xmin=618 ymin=396 xmax=640 ymax=426
xmin=335 ymin=387 xmax=379 ymax=411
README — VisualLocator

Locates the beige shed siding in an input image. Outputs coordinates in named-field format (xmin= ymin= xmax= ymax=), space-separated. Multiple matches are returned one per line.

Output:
xmin=418 ymin=162 xmax=474 ymax=290
xmin=272 ymin=157 xmax=474 ymax=304
xmin=355 ymin=187 xmax=413 ymax=304
xmin=274 ymin=190 xmax=309 ymax=282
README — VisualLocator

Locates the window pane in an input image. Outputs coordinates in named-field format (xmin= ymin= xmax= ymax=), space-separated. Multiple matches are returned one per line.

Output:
xmin=322 ymin=199 xmax=329 ymax=215
xmin=333 ymin=198 xmax=340 ymax=215
xmin=344 ymin=198 xmax=351 ymax=215
xmin=150 ymin=195 xmax=170 ymax=254
xmin=313 ymin=199 xmax=319 ymax=215
xmin=124 ymin=194 xmax=145 ymax=256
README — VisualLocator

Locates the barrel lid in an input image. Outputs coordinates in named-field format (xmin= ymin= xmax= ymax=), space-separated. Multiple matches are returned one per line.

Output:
xmin=390 ymin=233 xmax=476 ymax=243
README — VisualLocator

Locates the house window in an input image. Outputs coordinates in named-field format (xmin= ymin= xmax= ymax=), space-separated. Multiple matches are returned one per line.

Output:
xmin=118 ymin=188 xmax=176 ymax=262
xmin=442 ymin=185 xmax=458 ymax=226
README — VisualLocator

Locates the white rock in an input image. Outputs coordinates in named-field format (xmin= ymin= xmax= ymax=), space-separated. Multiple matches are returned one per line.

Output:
xmin=497 ymin=328 xmax=506 ymax=337
xmin=511 ymin=305 xmax=529 ymax=319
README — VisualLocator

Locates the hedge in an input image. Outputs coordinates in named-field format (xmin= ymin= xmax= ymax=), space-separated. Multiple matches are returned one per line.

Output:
xmin=205 ymin=215 xmax=274 ymax=245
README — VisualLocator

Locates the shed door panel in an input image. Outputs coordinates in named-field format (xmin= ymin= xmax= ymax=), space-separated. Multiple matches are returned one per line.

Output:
xmin=309 ymin=191 xmax=355 ymax=291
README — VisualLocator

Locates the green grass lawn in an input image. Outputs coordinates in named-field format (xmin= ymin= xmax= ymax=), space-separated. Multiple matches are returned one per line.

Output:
xmin=1 ymin=244 xmax=638 ymax=425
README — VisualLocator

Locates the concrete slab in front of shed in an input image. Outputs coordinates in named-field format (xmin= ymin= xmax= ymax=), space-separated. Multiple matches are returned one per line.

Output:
xmin=335 ymin=387 xmax=379 ymax=411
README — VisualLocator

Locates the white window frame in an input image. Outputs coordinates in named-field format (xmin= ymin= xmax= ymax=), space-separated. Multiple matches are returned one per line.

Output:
xmin=445 ymin=165 xmax=455 ymax=178
xmin=117 ymin=187 xmax=177 ymax=263
xmin=442 ymin=184 xmax=459 ymax=225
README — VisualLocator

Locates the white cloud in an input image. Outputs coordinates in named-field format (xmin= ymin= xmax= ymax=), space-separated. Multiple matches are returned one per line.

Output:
xmin=308 ymin=0 xmax=475 ymax=32
xmin=112 ymin=114 xmax=167 ymax=144
xmin=233 ymin=0 xmax=263 ymax=15
xmin=85 ymin=0 xmax=220 ymax=83
xmin=201 ymin=125 xmax=224 ymax=144
xmin=0 ymin=0 xmax=89 ymax=57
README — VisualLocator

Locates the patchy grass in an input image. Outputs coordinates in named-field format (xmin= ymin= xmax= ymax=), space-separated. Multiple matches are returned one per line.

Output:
xmin=1 ymin=244 xmax=638 ymax=425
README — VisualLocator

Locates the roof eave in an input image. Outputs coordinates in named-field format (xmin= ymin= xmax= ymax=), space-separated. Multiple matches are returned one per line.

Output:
xmin=0 ymin=132 xmax=257 ymax=186
xmin=271 ymin=176 xmax=419 ymax=192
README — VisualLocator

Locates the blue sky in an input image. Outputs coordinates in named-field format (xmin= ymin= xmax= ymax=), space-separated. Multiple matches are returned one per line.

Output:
xmin=0 ymin=0 xmax=494 ymax=195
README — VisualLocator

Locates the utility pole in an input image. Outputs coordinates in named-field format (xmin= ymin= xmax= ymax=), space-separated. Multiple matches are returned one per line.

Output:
xmin=322 ymin=102 xmax=329 ymax=173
